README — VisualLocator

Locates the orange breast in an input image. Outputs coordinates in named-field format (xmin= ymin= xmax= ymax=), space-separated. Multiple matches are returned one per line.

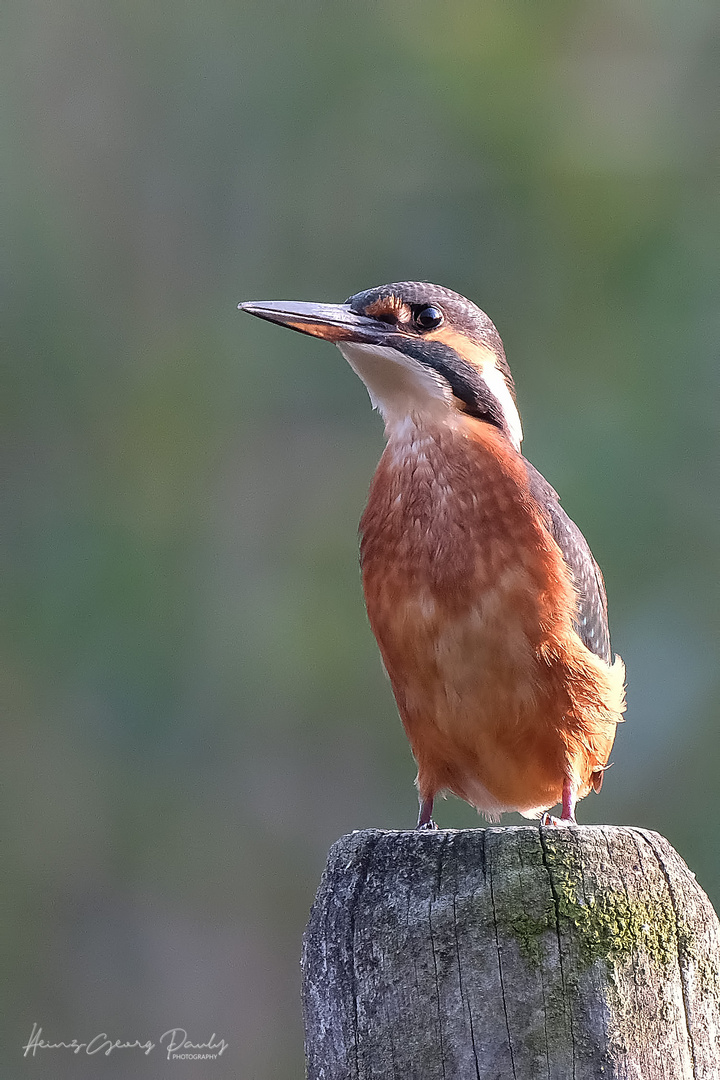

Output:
xmin=360 ymin=415 xmax=625 ymax=819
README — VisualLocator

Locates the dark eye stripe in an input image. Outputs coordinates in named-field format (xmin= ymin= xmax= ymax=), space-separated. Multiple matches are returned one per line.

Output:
xmin=398 ymin=340 xmax=507 ymax=431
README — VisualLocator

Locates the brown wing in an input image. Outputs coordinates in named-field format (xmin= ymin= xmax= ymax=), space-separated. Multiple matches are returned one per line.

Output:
xmin=525 ymin=461 xmax=612 ymax=664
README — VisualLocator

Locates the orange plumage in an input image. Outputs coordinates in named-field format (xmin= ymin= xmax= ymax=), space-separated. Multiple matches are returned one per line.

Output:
xmin=360 ymin=414 xmax=624 ymax=821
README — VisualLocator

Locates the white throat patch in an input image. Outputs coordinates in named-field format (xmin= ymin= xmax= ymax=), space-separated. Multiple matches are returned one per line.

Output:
xmin=337 ymin=341 xmax=454 ymax=429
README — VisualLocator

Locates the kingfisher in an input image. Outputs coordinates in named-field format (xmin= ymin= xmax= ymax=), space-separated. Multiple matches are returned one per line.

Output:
xmin=240 ymin=282 xmax=625 ymax=827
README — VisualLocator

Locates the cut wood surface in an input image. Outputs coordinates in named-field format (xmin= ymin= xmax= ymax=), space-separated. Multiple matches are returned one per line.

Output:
xmin=302 ymin=826 xmax=720 ymax=1079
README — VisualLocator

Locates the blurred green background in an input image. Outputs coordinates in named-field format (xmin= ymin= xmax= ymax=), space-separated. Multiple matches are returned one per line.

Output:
xmin=3 ymin=0 xmax=719 ymax=1076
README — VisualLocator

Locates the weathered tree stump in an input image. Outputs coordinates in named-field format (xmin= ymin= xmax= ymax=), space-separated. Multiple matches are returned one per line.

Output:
xmin=302 ymin=827 xmax=720 ymax=1079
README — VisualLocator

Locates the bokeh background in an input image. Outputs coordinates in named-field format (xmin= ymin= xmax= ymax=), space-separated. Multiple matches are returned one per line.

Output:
xmin=3 ymin=1 xmax=720 ymax=1076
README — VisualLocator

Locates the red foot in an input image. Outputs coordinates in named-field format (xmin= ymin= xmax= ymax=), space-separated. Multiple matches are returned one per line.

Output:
xmin=541 ymin=778 xmax=577 ymax=827
xmin=416 ymin=796 xmax=437 ymax=830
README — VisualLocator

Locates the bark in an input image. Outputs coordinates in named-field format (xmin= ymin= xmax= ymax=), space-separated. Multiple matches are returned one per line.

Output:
xmin=302 ymin=826 xmax=720 ymax=1080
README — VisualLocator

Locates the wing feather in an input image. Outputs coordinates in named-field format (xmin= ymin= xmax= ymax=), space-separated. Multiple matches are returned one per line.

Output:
xmin=525 ymin=461 xmax=612 ymax=664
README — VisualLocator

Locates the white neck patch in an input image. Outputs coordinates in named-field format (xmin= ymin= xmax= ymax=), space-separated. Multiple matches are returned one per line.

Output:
xmin=480 ymin=361 xmax=523 ymax=451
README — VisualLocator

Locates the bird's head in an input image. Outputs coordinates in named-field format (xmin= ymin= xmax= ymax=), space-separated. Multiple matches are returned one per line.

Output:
xmin=240 ymin=281 xmax=522 ymax=450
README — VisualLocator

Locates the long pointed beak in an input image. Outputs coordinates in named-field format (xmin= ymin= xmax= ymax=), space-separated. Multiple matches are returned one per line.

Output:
xmin=238 ymin=300 xmax=389 ymax=344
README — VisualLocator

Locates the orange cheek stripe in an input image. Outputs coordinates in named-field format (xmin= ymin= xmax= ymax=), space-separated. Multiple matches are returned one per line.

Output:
xmin=426 ymin=327 xmax=498 ymax=372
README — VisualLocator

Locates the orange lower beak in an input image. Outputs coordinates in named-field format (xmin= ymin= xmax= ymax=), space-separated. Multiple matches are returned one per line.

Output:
xmin=239 ymin=300 xmax=389 ymax=344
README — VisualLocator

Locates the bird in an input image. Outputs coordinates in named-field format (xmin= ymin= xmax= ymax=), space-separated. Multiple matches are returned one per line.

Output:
xmin=240 ymin=282 xmax=625 ymax=827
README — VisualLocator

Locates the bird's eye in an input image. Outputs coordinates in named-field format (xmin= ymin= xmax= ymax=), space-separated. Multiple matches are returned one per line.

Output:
xmin=414 ymin=305 xmax=443 ymax=330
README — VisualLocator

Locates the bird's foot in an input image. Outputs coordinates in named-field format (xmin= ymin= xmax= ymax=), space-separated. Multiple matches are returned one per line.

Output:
xmin=416 ymin=796 xmax=436 ymax=830
xmin=540 ymin=812 xmax=576 ymax=828
xmin=541 ymin=779 xmax=578 ymax=826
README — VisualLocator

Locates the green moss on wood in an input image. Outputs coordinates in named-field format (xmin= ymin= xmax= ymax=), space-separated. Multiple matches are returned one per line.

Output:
xmin=677 ymin=921 xmax=720 ymax=999
xmin=495 ymin=834 xmax=683 ymax=972
xmin=542 ymin=836 xmax=678 ymax=970
xmin=505 ymin=905 xmax=556 ymax=966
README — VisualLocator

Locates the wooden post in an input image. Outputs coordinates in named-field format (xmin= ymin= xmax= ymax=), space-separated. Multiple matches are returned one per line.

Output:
xmin=302 ymin=827 xmax=720 ymax=1079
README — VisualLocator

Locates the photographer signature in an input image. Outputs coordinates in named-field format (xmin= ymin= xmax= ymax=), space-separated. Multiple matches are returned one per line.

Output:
xmin=23 ymin=1022 xmax=229 ymax=1061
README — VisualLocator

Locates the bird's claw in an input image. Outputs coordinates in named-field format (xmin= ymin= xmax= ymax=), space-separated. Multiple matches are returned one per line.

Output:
xmin=541 ymin=812 xmax=577 ymax=828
